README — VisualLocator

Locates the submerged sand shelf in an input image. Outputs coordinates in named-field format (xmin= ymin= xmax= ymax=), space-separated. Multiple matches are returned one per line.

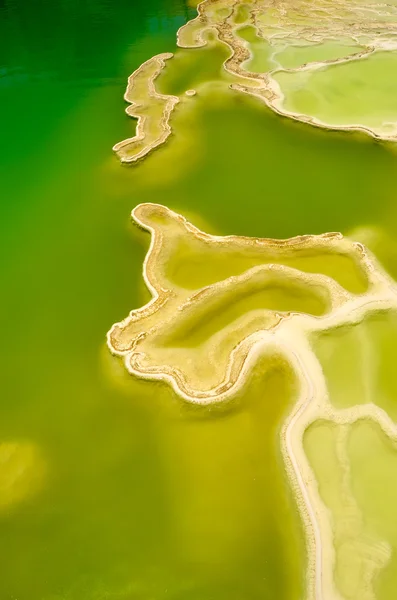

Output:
xmin=107 ymin=203 xmax=397 ymax=600
xmin=0 ymin=441 xmax=45 ymax=511
xmin=113 ymin=0 xmax=397 ymax=163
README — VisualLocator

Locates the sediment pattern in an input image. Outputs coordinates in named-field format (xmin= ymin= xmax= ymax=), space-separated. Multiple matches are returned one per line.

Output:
xmin=107 ymin=203 xmax=397 ymax=599
xmin=113 ymin=0 xmax=397 ymax=163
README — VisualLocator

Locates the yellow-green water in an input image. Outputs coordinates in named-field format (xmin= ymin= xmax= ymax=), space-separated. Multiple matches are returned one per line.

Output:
xmin=274 ymin=51 xmax=397 ymax=134
xmin=304 ymin=419 xmax=397 ymax=599
xmin=2 ymin=0 xmax=397 ymax=598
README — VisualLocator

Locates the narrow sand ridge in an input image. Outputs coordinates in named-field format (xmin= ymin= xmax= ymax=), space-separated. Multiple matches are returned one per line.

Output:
xmin=107 ymin=203 xmax=397 ymax=600
xmin=113 ymin=0 xmax=397 ymax=163
xmin=112 ymin=53 xmax=179 ymax=164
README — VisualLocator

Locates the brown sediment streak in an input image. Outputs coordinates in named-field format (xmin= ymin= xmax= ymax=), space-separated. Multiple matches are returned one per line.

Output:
xmin=112 ymin=53 xmax=179 ymax=163
xmin=107 ymin=203 xmax=397 ymax=599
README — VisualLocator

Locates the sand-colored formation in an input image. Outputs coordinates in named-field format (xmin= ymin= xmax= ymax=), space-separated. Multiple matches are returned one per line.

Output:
xmin=108 ymin=203 xmax=397 ymax=599
xmin=0 ymin=441 xmax=45 ymax=511
xmin=113 ymin=0 xmax=397 ymax=163
xmin=108 ymin=203 xmax=373 ymax=398
xmin=112 ymin=53 xmax=179 ymax=163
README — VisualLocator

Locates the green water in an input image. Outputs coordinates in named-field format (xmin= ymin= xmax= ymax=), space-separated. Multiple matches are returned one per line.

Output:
xmin=348 ymin=421 xmax=397 ymax=598
xmin=2 ymin=1 xmax=397 ymax=598
xmin=274 ymin=42 xmax=362 ymax=70
xmin=156 ymin=38 xmax=230 ymax=94
xmin=163 ymin=280 xmax=328 ymax=348
xmin=314 ymin=310 xmax=397 ymax=422
xmin=236 ymin=26 xmax=273 ymax=73
xmin=304 ymin=419 xmax=397 ymax=599
xmin=274 ymin=51 xmax=397 ymax=133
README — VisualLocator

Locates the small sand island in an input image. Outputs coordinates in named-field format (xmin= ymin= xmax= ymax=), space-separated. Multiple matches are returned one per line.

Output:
xmin=108 ymin=2 xmax=397 ymax=598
